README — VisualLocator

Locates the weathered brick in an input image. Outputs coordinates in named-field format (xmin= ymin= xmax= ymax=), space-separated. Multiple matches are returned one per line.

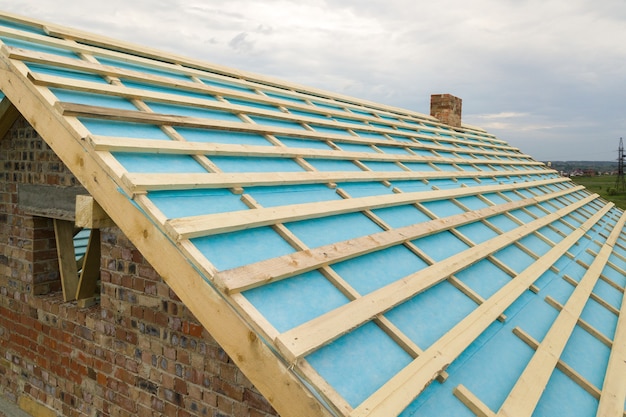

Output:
xmin=0 ymin=115 xmax=279 ymax=417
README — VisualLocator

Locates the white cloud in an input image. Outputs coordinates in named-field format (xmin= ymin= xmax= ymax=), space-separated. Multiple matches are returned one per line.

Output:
xmin=2 ymin=0 xmax=625 ymax=161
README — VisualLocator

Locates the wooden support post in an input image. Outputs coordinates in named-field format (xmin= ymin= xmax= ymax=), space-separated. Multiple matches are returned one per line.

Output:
xmin=53 ymin=219 xmax=79 ymax=302
xmin=0 ymin=96 xmax=20 ymax=139
xmin=75 ymin=195 xmax=114 ymax=228
xmin=75 ymin=228 xmax=101 ymax=307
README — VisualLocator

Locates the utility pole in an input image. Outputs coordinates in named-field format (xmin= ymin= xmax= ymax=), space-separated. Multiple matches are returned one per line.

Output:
xmin=615 ymin=137 xmax=625 ymax=192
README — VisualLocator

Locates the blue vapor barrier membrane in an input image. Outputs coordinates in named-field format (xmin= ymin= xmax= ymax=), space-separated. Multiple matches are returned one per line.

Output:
xmin=145 ymin=101 xmax=242 ymax=122
xmin=408 ymin=148 xmax=436 ymax=157
xmin=79 ymin=118 xmax=171 ymax=140
xmin=306 ymin=158 xmax=363 ymax=172
xmin=95 ymin=56 xmax=192 ymax=82
xmin=597 ymin=264 xmax=626 ymax=301
xmin=361 ymin=161 xmax=406 ymax=172
xmin=310 ymin=101 xmax=346 ymax=112
xmin=210 ymin=156 xmax=304 ymax=173
xmin=0 ymin=18 xmax=46 ymax=35
xmin=335 ymin=182 xmax=394 ymax=197
xmin=388 ymin=180 xmax=432 ymax=192
xmin=402 ymin=162 xmax=437 ymax=171
xmin=427 ymin=179 xmax=465 ymax=190
xmin=492 ymin=245 xmax=539 ymax=274
xmin=245 ymin=184 xmax=342 ymax=207
xmin=371 ymin=204 xmax=432 ymax=228
xmin=308 ymin=124 xmax=352 ymax=136
xmin=50 ymin=88 xmax=137 ymax=111
xmin=580 ymin=297 xmax=619 ymax=340
xmin=500 ymin=190 xmax=525 ymax=201
xmin=482 ymin=192 xmax=510 ymax=205
xmin=412 ymin=231 xmax=469 ymax=262
xmin=175 ymin=127 xmax=272 ymax=146
xmin=431 ymin=163 xmax=461 ymax=172
xmin=455 ymin=221 xmax=499 ymax=245
xmin=191 ymin=226 xmax=296 ymax=271
xmin=332 ymin=245 xmax=429 ymax=295
xmin=518 ymin=233 xmax=553 ymax=255
xmin=263 ymin=91 xmax=306 ymax=104
xmin=420 ymin=199 xmax=466 ymax=217
xmin=348 ymin=108 xmax=373 ymax=118
xmin=147 ymin=189 xmax=249 ymax=218
xmin=226 ymin=97 xmax=280 ymax=112
xmin=306 ymin=321 xmax=413 ymax=408
xmin=385 ymin=280 xmax=477 ymax=349
xmin=536 ymin=271 xmax=576 ymax=307
xmin=113 ymin=153 xmax=207 ymax=174
xmin=455 ymin=164 xmax=480 ymax=171
xmin=352 ymin=130 xmax=389 ymax=140
xmin=242 ymin=269 xmax=349 ymax=333
xmin=454 ymin=258 xmax=511 ymax=299
xmin=26 ymin=63 xmax=109 ymax=84
xmin=0 ymin=37 xmax=78 ymax=59
xmin=199 ymin=77 xmax=254 ymax=93
xmin=285 ymin=212 xmax=383 ymax=248
xmin=332 ymin=116 xmax=366 ymax=126
xmin=561 ymin=325 xmax=611 ymax=389
xmin=377 ymin=114 xmax=400 ymax=122
xmin=435 ymin=151 xmax=456 ymax=159
xmin=248 ymin=115 xmax=306 ymax=130
xmin=389 ymin=135 xmax=419 ymax=146
xmin=285 ymin=108 xmax=331 ymax=121
xmin=376 ymin=145 xmax=412 ymax=155
xmin=534 ymin=368 xmax=599 ymax=417
xmin=120 ymin=79 xmax=218 ymax=101
xmin=454 ymin=195 xmax=491 ymax=210
xmin=275 ymin=136 xmax=332 ymax=149
xmin=369 ymin=122 xmax=394 ymax=130
xmin=336 ymin=142 xmax=377 ymax=153
xmin=485 ymin=214 xmax=520 ymax=233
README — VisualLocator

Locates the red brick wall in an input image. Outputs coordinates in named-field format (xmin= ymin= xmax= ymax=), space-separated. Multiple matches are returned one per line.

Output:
xmin=0 ymin=116 xmax=279 ymax=417
xmin=430 ymin=94 xmax=462 ymax=128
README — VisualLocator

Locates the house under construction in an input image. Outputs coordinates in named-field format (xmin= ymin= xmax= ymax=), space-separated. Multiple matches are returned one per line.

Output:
xmin=0 ymin=10 xmax=625 ymax=417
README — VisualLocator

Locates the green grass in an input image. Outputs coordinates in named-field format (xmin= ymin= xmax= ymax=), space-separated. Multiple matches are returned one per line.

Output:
xmin=570 ymin=175 xmax=626 ymax=210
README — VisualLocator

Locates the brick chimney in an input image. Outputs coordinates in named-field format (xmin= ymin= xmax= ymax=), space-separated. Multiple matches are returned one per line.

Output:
xmin=430 ymin=94 xmax=462 ymax=128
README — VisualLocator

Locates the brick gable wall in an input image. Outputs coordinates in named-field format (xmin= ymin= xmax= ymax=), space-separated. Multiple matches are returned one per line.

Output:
xmin=0 ymin=115 xmax=279 ymax=417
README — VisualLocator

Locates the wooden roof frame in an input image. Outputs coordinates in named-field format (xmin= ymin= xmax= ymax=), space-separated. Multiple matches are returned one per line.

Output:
xmin=1 ymin=10 xmax=625 ymax=417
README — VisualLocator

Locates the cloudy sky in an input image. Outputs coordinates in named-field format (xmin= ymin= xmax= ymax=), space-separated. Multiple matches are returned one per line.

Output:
xmin=3 ymin=1 xmax=626 ymax=161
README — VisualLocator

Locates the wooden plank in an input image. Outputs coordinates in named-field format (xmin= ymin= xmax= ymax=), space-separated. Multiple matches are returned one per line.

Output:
xmin=219 ymin=187 xmax=588 ymax=293
xmin=544 ymin=296 xmax=613 ymax=348
xmin=347 ymin=203 xmax=610 ymax=417
xmin=53 ymin=219 xmax=79 ymax=302
xmin=31 ymin=72 xmax=516 ymax=156
xmin=7 ymin=42 xmax=507 ymax=147
xmin=0 ymin=96 xmax=20 ymax=139
xmin=512 ymin=327 xmax=601 ymax=400
xmin=0 ymin=53 xmax=335 ymax=417
xmin=89 ymin=135 xmax=533 ymax=165
xmin=166 ymin=181 xmax=562 ymax=240
xmin=123 ymin=170 xmax=566 ymax=193
xmin=596 ymin=236 xmax=626 ymax=417
xmin=59 ymin=101 xmax=534 ymax=160
xmin=75 ymin=228 xmax=101 ymax=301
xmin=453 ymin=385 xmax=496 ymax=417
xmin=275 ymin=195 xmax=600 ymax=364
xmin=75 ymin=195 xmax=115 ymax=228
xmin=495 ymin=208 xmax=624 ymax=417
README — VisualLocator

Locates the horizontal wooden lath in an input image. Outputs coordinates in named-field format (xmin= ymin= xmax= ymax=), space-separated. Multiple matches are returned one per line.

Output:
xmin=165 ymin=179 xmax=573 ymax=240
xmin=216 ymin=184 xmax=585 ymax=293
xmin=274 ymin=195 xmax=602 ymax=364
xmin=348 ymin=202 xmax=612 ymax=417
